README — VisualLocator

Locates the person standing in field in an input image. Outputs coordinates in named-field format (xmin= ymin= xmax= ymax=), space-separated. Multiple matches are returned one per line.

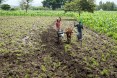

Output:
xmin=55 ymin=17 xmax=61 ymax=31
xmin=55 ymin=17 xmax=63 ymax=43
xmin=74 ymin=21 xmax=83 ymax=40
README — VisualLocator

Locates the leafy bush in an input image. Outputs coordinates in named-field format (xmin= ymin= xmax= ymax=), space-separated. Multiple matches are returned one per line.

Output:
xmin=1 ymin=4 xmax=11 ymax=10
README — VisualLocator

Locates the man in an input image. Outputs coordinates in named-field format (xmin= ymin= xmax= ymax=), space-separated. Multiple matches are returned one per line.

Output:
xmin=74 ymin=21 xmax=83 ymax=40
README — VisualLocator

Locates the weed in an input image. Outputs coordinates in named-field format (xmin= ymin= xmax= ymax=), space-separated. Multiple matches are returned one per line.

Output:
xmin=89 ymin=57 xmax=99 ymax=67
xmin=43 ymin=55 xmax=52 ymax=65
xmin=64 ymin=44 xmax=71 ymax=52
xmin=41 ymin=65 xmax=47 ymax=72
xmin=100 ymin=69 xmax=109 ymax=76
xmin=53 ymin=62 xmax=61 ymax=69
xmin=24 ymin=74 xmax=30 ymax=78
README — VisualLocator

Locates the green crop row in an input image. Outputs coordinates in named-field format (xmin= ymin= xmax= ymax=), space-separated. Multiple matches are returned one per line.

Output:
xmin=74 ymin=11 xmax=117 ymax=40
xmin=0 ymin=10 xmax=74 ymax=17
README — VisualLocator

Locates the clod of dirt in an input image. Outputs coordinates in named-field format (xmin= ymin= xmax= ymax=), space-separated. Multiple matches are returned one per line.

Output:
xmin=35 ymin=66 xmax=40 ymax=69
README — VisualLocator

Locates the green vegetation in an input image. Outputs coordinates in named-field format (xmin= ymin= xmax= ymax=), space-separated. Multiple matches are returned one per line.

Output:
xmin=42 ymin=0 xmax=65 ymax=10
xmin=97 ymin=1 xmax=117 ymax=11
xmin=0 ymin=10 xmax=74 ymax=17
xmin=100 ymin=69 xmax=109 ymax=76
xmin=74 ymin=11 xmax=117 ymax=41
xmin=0 ymin=0 xmax=4 ymax=4
xmin=64 ymin=0 xmax=95 ymax=16
xmin=1 ymin=4 xmax=11 ymax=10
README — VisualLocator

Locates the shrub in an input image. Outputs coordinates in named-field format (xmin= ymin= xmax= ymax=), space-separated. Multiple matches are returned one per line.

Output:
xmin=1 ymin=4 xmax=11 ymax=10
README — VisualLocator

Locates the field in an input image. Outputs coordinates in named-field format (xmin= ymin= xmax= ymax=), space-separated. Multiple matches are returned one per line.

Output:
xmin=0 ymin=11 xmax=117 ymax=78
xmin=0 ymin=10 xmax=74 ymax=17
xmin=1 ymin=10 xmax=117 ymax=41
xmin=74 ymin=11 xmax=117 ymax=40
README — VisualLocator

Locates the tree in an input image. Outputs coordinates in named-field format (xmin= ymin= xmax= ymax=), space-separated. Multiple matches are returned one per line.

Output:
xmin=64 ymin=0 xmax=95 ymax=16
xmin=0 ymin=0 xmax=4 ymax=4
xmin=1 ymin=4 xmax=10 ymax=10
xmin=20 ymin=0 xmax=33 ymax=13
xmin=97 ymin=1 xmax=116 ymax=11
xmin=64 ymin=1 xmax=76 ymax=11
xmin=82 ymin=0 xmax=95 ymax=12
xmin=42 ymin=0 xmax=50 ymax=8
xmin=20 ymin=0 xmax=25 ymax=10
xmin=98 ymin=1 xmax=103 ymax=9
xmin=106 ymin=2 xmax=115 ymax=11
xmin=42 ymin=0 xmax=70 ymax=10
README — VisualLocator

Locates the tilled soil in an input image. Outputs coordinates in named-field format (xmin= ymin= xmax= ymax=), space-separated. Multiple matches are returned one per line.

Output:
xmin=0 ymin=17 xmax=117 ymax=78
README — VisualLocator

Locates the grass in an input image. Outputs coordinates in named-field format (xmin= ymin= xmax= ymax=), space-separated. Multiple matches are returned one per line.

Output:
xmin=0 ymin=10 xmax=74 ymax=17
